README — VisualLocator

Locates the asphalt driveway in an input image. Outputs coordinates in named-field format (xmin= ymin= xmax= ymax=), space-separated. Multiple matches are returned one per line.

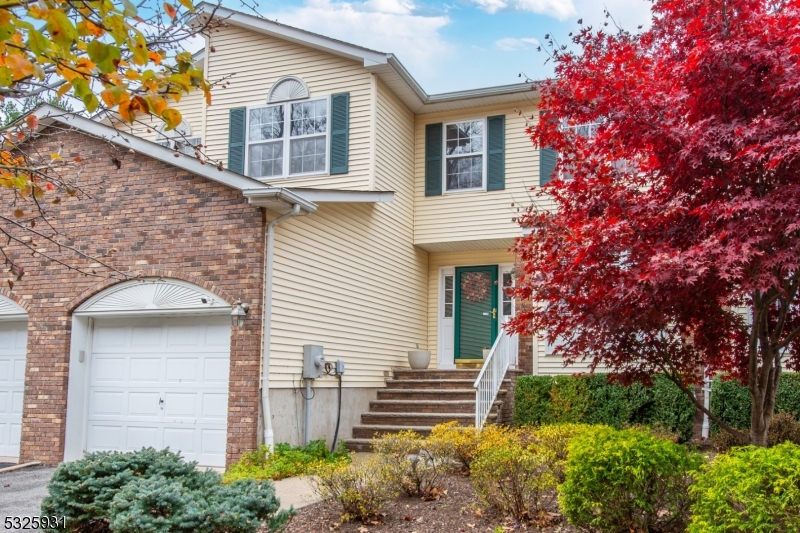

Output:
xmin=0 ymin=466 xmax=54 ymax=532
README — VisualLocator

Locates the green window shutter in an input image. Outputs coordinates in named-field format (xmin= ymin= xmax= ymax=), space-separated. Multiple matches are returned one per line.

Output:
xmin=539 ymin=148 xmax=558 ymax=186
xmin=329 ymin=92 xmax=350 ymax=174
xmin=425 ymin=123 xmax=443 ymax=196
xmin=486 ymin=115 xmax=505 ymax=191
xmin=227 ymin=107 xmax=246 ymax=175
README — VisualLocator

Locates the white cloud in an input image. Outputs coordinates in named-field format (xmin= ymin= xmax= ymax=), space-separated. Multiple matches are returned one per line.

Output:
xmin=495 ymin=37 xmax=540 ymax=51
xmin=470 ymin=0 xmax=576 ymax=20
xmin=263 ymin=0 xmax=452 ymax=78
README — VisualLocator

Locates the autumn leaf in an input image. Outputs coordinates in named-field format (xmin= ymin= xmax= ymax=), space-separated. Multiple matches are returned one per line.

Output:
xmin=177 ymin=0 xmax=195 ymax=12
xmin=164 ymin=3 xmax=178 ymax=19
xmin=146 ymin=93 xmax=167 ymax=115
xmin=6 ymin=53 xmax=34 ymax=80
xmin=25 ymin=114 xmax=38 ymax=130
xmin=12 ymin=208 xmax=23 ymax=218
xmin=161 ymin=108 xmax=183 ymax=130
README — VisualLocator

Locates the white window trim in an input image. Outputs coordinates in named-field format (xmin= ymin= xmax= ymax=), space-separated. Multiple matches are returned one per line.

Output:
xmin=244 ymin=95 xmax=331 ymax=180
xmin=442 ymin=117 xmax=487 ymax=194
xmin=157 ymin=136 xmax=202 ymax=156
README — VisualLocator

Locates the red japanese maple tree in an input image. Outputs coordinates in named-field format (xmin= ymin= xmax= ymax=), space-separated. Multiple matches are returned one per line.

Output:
xmin=509 ymin=0 xmax=800 ymax=445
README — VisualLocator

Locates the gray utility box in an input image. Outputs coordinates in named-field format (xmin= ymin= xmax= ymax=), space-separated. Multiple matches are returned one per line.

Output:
xmin=302 ymin=344 xmax=325 ymax=379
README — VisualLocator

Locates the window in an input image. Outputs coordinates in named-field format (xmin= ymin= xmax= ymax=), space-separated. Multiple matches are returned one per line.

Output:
xmin=246 ymin=98 xmax=328 ymax=179
xmin=155 ymin=120 xmax=201 ymax=157
xmin=445 ymin=119 xmax=484 ymax=191
xmin=502 ymin=271 xmax=514 ymax=317
xmin=558 ymin=121 xmax=602 ymax=181
xmin=444 ymin=275 xmax=454 ymax=318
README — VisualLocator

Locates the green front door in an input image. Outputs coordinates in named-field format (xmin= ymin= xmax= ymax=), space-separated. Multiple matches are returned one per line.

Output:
xmin=454 ymin=265 xmax=498 ymax=360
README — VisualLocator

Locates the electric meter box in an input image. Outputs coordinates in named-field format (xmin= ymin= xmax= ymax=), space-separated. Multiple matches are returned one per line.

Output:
xmin=302 ymin=344 xmax=325 ymax=379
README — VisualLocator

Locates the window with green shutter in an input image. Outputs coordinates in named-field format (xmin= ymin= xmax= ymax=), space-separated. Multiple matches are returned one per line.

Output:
xmin=227 ymin=107 xmax=246 ymax=174
xmin=235 ymin=91 xmax=348 ymax=179
xmin=486 ymin=115 xmax=505 ymax=191
xmin=329 ymin=93 xmax=349 ymax=174
xmin=425 ymin=122 xmax=443 ymax=196
xmin=539 ymin=148 xmax=558 ymax=186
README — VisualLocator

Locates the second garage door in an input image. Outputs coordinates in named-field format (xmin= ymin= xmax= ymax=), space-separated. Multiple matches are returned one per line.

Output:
xmin=85 ymin=315 xmax=231 ymax=467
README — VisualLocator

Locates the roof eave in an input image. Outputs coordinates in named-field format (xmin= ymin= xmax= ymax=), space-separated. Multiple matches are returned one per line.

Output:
xmin=241 ymin=187 xmax=318 ymax=214
xmin=6 ymin=105 xmax=315 ymax=216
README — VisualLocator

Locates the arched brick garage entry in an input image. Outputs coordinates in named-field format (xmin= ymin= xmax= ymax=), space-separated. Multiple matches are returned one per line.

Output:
xmin=63 ymin=278 xmax=233 ymax=468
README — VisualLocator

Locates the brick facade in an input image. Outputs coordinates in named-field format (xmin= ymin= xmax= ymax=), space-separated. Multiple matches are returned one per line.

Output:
xmin=514 ymin=255 xmax=534 ymax=375
xmin=5 ymin=128 xmax=265 ymax=466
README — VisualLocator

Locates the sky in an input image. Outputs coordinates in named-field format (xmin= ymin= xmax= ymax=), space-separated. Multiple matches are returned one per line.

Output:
xmin=215 ymin=0 xmax=656 ymax=94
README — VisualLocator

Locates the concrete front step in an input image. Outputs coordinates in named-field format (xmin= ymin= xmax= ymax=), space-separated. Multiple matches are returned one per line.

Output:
xmin=376 ymin=388 xmax=508 ymax=401
xmin=360 ymin=411 xmax=484 ymax=426
xmin=369 ymin=399 xmax=501 ymax=414
xmin=391 ymin=369 xmax=481 ymax=381
xmin=385 ymin=378 xmax=480 ymax=390
xmin=351 ymin=424 xmax=437 ymax=439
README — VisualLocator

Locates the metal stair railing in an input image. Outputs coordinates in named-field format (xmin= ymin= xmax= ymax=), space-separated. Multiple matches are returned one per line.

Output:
xmin=473 ymin=329 xmax=518 ymax=428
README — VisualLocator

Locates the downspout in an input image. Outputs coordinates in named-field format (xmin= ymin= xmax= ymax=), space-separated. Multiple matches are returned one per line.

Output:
xmin=261 ymin=203 xmax=302 ymax=453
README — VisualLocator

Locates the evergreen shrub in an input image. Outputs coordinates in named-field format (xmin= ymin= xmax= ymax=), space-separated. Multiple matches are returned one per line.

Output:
xmin=688 ymin=443 xmax=800 ymax=533
xmin=559 ymin=426 xmax=703 ymax=533
xmin=711 ymin=373 xmax=800 ymax=433
xmin=40 ymin=448 xmax=291 ymax=533
xmin=513 ymin=374 xmax=695 ymax=441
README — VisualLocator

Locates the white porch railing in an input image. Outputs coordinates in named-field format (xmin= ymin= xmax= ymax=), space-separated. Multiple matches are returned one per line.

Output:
xmin=474 ymin=329 xmax=518 ymax=428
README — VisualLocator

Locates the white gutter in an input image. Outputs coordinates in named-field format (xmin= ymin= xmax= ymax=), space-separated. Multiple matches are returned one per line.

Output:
xmin=261 ymin=203 xmax=303 ymax=452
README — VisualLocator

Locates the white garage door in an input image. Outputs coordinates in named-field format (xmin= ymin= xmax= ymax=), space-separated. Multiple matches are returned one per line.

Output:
xmin=86 ymin=315 xmax=231 ymax=467
xmin=0 ymin=321 xmax=27 ymax=459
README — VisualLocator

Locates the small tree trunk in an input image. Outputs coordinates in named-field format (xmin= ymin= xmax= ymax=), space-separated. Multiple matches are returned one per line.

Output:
xmin=749 ymin=400 xmax=770 ymax=447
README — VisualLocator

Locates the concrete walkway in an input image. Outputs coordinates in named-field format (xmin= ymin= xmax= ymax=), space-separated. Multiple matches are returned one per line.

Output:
xmin=273 ymin=476 xmax=320 ymax=510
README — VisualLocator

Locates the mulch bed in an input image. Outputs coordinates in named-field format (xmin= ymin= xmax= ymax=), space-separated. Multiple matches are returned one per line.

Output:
xmin=282 ymin=474 xmax=579 ymax=533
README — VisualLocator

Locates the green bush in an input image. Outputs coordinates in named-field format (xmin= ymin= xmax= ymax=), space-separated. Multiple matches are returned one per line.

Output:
xmin=471 ymin=440 xmax=557 ymax=523
xmin=559 ymin=426 xmax=704 ymax=533
xmin=109 ymin=476 xmax=289 ymax=533
xmin=513 ymin=374 xmax=695 ymax=441
xmin=223 ymin=439 xmax=350 ymax=482
xmin=40 ymin=448 xmax=204 ymax=533
xmin=649 ymin=374 xmax=697 ymax=442
xmin=40 ymin=448 xmax=291 ymax=533
xmin=548 ymin=375 xmax=591 ymax=423
xmin=513 ymin=375 xmax=554 ymax=426
xmin=711 ymin=373 xmax=800 ymax=434
xmin=688 ymin=443 xmax=800 ymax=533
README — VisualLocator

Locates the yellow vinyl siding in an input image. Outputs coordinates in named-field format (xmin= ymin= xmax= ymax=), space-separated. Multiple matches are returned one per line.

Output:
xmin=204 ymin=26 xmax=373 ymax=189
xmin=97 ymin=89 xmax=206 ymax=145
xmin=414 ymin=103 xmax=551 ymax=249
xmin=267 ymin=77 xmax=425 ymax=389
xmin=533 ymin=335 xmax=601 ymax=375
xmin=427 ymin=249 xmax=514 ymax=367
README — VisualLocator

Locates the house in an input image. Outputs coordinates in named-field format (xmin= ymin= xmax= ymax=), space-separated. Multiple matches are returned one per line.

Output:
xmin=0 ymin=3 xmax=582 ymax=468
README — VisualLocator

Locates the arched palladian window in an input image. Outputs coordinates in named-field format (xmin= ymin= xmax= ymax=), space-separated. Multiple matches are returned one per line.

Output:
xmin=246 ymin=76 xmax=329 ymax=178
xmin=155 ymin=120 xmax=201 ymax=156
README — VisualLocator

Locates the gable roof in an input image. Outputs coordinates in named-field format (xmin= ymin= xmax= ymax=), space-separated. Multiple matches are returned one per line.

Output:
xmin=6 ymin=105 xmax=317 ymax=216
xmin=194 ymin=3 xmax=540 ymax=114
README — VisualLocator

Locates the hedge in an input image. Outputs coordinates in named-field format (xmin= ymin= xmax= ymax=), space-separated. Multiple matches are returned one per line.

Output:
xmin=711 ymin=372 xmax=800 ymax=432
xmin=515 ymin=372 xmax=800 ymax=440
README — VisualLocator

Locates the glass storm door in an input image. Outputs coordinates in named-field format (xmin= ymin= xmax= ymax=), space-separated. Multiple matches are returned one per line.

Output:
xmin=454 ymin=266 xmax=498 ymax=359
